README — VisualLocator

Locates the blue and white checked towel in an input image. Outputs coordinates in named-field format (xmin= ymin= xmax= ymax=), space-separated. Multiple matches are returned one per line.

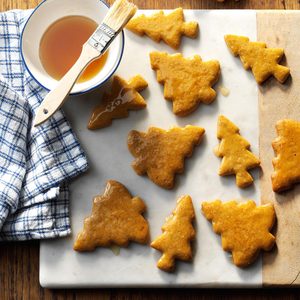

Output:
xmin=0 ymin=10 xmax=88 ymax=240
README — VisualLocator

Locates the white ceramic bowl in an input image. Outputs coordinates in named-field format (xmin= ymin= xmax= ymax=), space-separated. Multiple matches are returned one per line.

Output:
xmin=21 ymin=0 xmax=124 ymax=95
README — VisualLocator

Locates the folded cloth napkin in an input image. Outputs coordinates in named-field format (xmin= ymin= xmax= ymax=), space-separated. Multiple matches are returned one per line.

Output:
xmin=0 ymin=10 xmax=88 ymax=240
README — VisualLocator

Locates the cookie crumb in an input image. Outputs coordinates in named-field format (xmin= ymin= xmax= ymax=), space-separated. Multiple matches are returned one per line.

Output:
xmin=218 ymin=85 xmax=230 ymax=97
xmin=110 ymin=245 xmax=121 ymax=256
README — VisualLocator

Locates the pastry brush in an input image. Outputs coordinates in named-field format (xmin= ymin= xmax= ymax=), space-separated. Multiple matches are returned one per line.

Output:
xmin=34 ymin=0 xmax=137 ymax=127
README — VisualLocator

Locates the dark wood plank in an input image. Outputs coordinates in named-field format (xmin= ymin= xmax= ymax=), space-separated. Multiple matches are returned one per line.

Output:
xmin=2 ymin=0 xmax=300 ymax=10
xmin=1 ymin=0 xmax=300 ymax=299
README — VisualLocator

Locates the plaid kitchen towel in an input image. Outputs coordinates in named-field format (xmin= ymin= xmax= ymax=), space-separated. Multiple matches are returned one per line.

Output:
xmin=0 ymin=9 xmax=88 ymax=240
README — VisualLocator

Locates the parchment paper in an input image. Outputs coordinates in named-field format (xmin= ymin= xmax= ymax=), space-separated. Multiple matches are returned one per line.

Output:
xmin=257 ymin=11 xmax=300 ymax=286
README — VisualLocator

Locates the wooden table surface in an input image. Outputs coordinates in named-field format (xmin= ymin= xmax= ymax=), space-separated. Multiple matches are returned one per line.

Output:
xmin=1 ymin=0 xmax=300 ymax=299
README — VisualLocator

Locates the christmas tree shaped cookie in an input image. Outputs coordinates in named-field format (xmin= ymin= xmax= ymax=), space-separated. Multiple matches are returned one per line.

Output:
xmin=73 ymin=180 xmax=149 ymax=251
xmin=150 ymin=51 xmax=220 ymax=116
xmin=202 ymin=200 xmax=276 ymax=267
xmin=88 ymin=75 xmax=148 ymax=130
xmin=126 ymin=8 xmax=198 ymax=49
xmin=272 ymin=119 xmax=300 ymax=192
xmin=215 ymin=115 xmax=260 ymax=188
xmin=128 ymin=125 xmax=205 ymax=189
xmin=151 ymin=195 xmax=196 ymax=272
xmin=225 ymin=34 xmax=290 ymax=84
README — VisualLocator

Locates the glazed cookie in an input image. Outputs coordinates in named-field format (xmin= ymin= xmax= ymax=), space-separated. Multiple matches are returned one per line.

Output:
xmin=126 ymin=8 xmax=198 ymax=49
xmin=151 ymin=195 xmax=196 ymax=272
xmin=225 ymin=34 xmax=290 ymax=84
xmin=73 ymin=180 xmax=149 ymax=251
xmin=202 ymin=200 xmax=276 ymax=267
xmin=215 ymin=115 xmax=260 ymax=188
xmin=88 ymin=75 xmax=148 ymax=130
xmin=127 ymin=125 xmax=205 ymax=189
xmin=272 ymin=119 xmax=300 ymax=192
xmin=150 ymin=51 xmax=220 ymax=116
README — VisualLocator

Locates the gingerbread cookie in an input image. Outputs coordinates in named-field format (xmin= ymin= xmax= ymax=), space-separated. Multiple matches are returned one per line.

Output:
xmin=126 ymin=8 xmax=198 ymax=49
xmin=150 ymin=51 xmax=220 ymax=116
xmin=88 ymin=75 xmax=148 ymax=130
xmin=202 ymin=200 xmax=276 ymax=267
xmin=127 ymin=125 xmax=205 ymax=189
xmin=272 ymin=119 xmax=300 ymax=192
xmin=215 ymin=115 xmax=260 ymax=188
xmin=224 ymin=34 xmax=290 ymax=84
xmin=73 ymin=180 xmax=149 ymax=251
xmin=151 ymin=195 xmax=195 ymax=272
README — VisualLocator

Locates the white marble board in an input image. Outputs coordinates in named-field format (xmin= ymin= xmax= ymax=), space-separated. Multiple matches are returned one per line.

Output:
xmin=40 ymin=10 xmax=261 ymax=288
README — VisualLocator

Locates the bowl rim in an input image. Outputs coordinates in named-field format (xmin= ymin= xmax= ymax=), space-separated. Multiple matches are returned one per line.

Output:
xmin=20 ymin=0 xmax=125 ymax=96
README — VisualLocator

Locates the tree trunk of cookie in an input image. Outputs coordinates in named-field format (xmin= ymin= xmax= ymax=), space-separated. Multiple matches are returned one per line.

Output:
xmin=236 ymin=170 xmax=253 ymax=188
xmin=273 ymin=65 xmax=290 ymax=84
xmin=157 ymin=253 xmax=175 ymax=272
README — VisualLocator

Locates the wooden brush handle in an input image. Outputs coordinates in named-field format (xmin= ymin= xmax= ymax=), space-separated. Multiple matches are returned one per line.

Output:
xmin=34 ymin=43 xmax=100 ymax=126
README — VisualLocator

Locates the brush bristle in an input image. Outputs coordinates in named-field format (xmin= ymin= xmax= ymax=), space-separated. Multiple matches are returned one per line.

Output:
xmin=103 ymin=0 xmax=137 ymax=32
